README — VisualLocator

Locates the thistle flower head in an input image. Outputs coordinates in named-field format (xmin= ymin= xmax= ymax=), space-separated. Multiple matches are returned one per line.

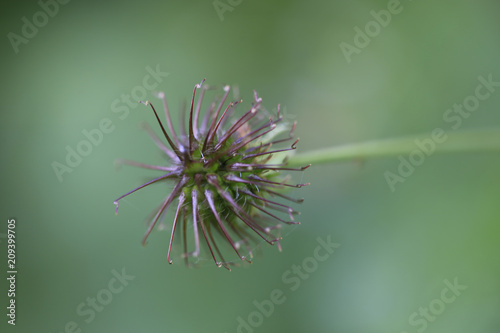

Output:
xmin=114 ymin=79 xmax=310 ymax=270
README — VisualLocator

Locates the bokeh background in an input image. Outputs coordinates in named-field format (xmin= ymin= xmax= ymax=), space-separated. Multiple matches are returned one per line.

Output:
xmin=1 ymin=0 xmax=499 ymax=332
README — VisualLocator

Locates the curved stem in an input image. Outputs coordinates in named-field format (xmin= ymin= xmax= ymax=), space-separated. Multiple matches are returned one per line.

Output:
xmin=288 ymin=128 xmax=500 ymax=167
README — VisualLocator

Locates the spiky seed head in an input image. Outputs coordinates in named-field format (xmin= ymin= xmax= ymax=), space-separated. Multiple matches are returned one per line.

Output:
xmin=114 ymin=79 xmax=310 ymax=270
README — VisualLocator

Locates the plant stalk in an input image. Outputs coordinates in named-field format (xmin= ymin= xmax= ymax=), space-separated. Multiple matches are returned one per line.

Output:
xmin=288 ymin=128 xmax=500 ymax=167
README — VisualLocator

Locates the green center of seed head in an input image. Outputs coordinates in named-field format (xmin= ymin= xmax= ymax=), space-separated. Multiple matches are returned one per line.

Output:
xmin=184 ymin=142 xmax=223 ymax=175
xmin=182 ymin=141 xmax=259 ymax=218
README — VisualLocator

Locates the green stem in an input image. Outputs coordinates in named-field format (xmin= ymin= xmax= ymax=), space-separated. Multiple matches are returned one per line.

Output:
xmin=288 ymin=128 xmax=500 ymax=167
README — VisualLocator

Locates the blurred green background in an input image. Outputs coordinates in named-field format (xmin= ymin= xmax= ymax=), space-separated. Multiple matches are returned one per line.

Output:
xmin=1 ymin=0 xmax=499 ymax=332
